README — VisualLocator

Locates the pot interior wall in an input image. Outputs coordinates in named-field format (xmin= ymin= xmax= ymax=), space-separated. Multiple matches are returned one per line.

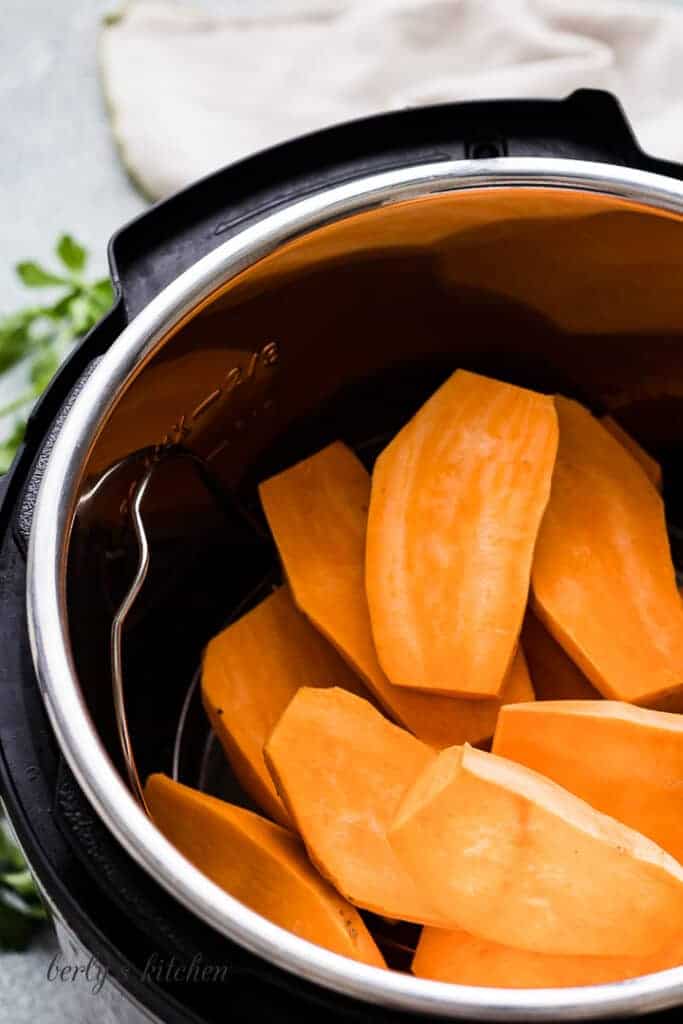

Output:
xmin=66 ymin=184 xmax=683 ymax=801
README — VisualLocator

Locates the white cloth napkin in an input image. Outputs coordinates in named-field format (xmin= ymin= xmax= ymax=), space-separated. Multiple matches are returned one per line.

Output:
xmin=101 ymin=0 xmax=683 ymax=200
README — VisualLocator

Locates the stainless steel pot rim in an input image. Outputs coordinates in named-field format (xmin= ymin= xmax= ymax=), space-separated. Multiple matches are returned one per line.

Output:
xmin=27 ymin=157 xmax=683 ymax=1020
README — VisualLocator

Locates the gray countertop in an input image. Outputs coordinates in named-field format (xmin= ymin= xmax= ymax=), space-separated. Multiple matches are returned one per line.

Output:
xmin=1 ymin=1 xmax=144 ymax=312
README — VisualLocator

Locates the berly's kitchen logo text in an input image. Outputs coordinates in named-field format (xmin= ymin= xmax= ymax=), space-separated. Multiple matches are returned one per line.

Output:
xmin=47 ymin=953 xmax=109 ymax=995
xmin=46 ymin=952 xmax=230 ymax=994
xmin=143 ymin=953 xmax=229 ymax=984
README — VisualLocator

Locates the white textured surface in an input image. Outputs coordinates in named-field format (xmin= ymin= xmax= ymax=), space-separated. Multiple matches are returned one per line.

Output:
xmin=102 ymin=0 xmax=683 ymax=202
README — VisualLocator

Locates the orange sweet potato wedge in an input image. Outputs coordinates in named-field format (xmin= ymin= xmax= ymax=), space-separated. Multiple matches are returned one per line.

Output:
xmin=264 ymin=687 xmax=445 ymax=926
xmin=413 ymin=926 xmax=683 ymax=988
xmin=259 ymin=441 xmax=534 ymax=748
xmin=388 ymin=744 xmax=683 ymax=956
xmin=202 ymin=586 xmax=366 ymax=827
xmin=493 ymin=700 xmax=683 ymax=864
xmin=532 ymin=396 xmax=683 ymax=711
xmin=601 ymin=415 xmax=662 ymax=491
xmin=145 ymin=774 xmax=385 ymax=967
xmin=521 ymin=610 xmax=601 ymax=701
xmin=366 ymin=369 xmax=558 ymax=698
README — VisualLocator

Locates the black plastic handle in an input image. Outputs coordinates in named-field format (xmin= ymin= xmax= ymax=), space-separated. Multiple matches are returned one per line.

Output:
xmin=109 ymin=89 xmax=679 ymax=322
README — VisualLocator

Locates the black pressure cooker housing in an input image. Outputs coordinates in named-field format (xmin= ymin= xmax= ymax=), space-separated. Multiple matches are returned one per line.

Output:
xmin=1 ymin=90 xmax=682 ymax=1023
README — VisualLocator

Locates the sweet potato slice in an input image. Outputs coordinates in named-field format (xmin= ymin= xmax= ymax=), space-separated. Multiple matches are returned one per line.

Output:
xmin=413 ymin=927 xmax=683 ymax=988
xmin=521 ymin=611 xmax=601 ymax=701
xmin=389 ymin=744 xmax=683 ymax=956
xmin=259 ymin=442 xmax=534 ymax=748
xmin=366 ymin=369 xmax=558 ymax=698
xmin=498 ymin=645 xmax=534 ymax=718
xmin=145 ymin=774 xmax=385 ymax=967
xmin=601 ymin=415 xmax=662 ymax=491
xmin=264 ymin=687 xmax=444 ymax=926
xmin=532 ymin=396 xmax=683 ymax=710
xmin=493 ymin=700 xmax=683 ymax=864
xmin=202 ymin=586 xmax=365 ymax=827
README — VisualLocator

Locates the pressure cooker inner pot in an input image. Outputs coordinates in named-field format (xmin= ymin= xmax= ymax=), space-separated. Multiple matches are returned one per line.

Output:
xmin=66 ymin=183 xmax=683 ymax=981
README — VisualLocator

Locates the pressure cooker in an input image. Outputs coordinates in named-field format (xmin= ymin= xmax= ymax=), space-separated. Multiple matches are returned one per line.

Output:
xmin=2 ymin=89 xmax=683 ymax=1022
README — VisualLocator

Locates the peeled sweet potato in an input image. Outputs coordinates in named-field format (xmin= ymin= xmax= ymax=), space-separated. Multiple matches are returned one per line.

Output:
xmin=533 ymin=396 xmax=683 ymax=711
xmin=413 ymin=926 xmax=683 ymax=988
xmin=202 ymin=586 xmax=365 ymax=827
xmin=601 ymin=415 xmax=662 ymax=491
xmin=145 ymin=774 xmax=385 ymax=967
xmin=497 ymin=645 xmax=534 ymax=725
xmin=259 ymin=442 xmax=534 ymax=748
xmin=493 ymin=700 xmax=683 ymax=864
xmin=521 ymin=611 xmax=601 ymax=701
xmin=388 ymin=744 xmax=683 ymax=956
xmin=264 ymin=686 xmax=445 ymax=926
xmin=366 ymin=369 xmax=558 ymax=698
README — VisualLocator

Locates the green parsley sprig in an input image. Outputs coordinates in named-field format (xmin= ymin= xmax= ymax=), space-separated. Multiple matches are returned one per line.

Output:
xmin=0 ymin=235 xmax=114 ymax=473
xmin=0 ymin=823 xmax=46 ymax=950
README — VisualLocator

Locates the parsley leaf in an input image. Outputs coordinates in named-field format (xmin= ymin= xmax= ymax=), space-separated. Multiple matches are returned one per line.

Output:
xmin=56 ymin=234 xmax=87 ymax=273
xmin=0 ymin=823 xmax=46 ymax=950
xmin=15 ymin=262 xmax=69 ymax=288
xmin=0 ymin=421 xmax=26 ymax=473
